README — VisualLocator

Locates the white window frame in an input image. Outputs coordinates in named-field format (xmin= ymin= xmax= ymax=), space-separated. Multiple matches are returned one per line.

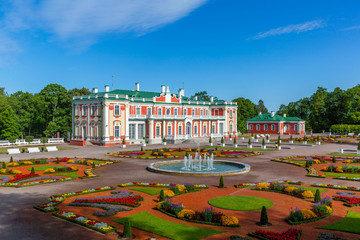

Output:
xmin=114 ymin=125 xmax=120 ymax=138
xmin=167 ymin=125 xmax=172 ymax=135
xmin=205 ymin=110 xmax=209 ymax=116
xmin=147 ymin=107 xmax=152 ymax=116
xmin=91 ymin=105 xmax=95 ymax=116
xmin=158 ymin=108 xmax=162 ymax=115
xmin=200 ymin=109 xmax=203 ymax=116
xmin=166 ymin=109 xmax=171 ymax=115
xmin=178 ymin=125 xmax=183 ymax=135
xmin=203 ymin=124 xmax=207 ymax=135
xmin=155 ymin=125 xmax=161 ymax=137
xmin=136 ymin=107 xmax=141 ymax=115
xmin=264 ymin=124 xmax=268 ymax=131
xmin=230 ymin=109 xmax=233 ymax=117
xmin=256 ymin=124 xmax=260 ymax=131
xmin=271 ymin=124 xmax=275 ymax=131
xmin=249 ymin=124 xmax=253 ymax=130
xmin=192 ymin=109 xmax=195 ymax=116
xmin=82 ymin=106 xmax=86 ymax=116
xmin=184 ymin=109 xmax=187 ymax=115
xmin=174 ymin=108 xmax=178 ymax=116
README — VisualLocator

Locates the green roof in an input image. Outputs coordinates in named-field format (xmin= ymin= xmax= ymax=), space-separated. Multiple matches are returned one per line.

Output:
xmin=247 ymin=113 xmax=305 ymax=122
xmin=92 ymin=89 xmax=161 ymax=99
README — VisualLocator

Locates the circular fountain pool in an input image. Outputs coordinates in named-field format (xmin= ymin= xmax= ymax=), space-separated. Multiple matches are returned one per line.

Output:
xmin=147 ymin=160 xmax=250 ymax=176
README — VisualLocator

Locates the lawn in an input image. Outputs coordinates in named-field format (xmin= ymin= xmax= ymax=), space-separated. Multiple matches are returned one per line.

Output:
xmin=52 ymin=172 xmax=79 ymax=178
xmin=128 ymin=187 xmax=164 ymax=196
xmin=318 ymin=210 xmax=360 ymax=234
xmin=27 ymin=166 xmax=54 ymax=171
xmin=325 ymin=172 xmax=360 ymax=178
xmin=208 ymin=195 xmax=273 ymax=211
xmin=287 ymin=185 xmax=328 ymax=194
xmin=330 ymin=152 xmax=360 ymax=157
xmin=114 ymin=211 xmax=224 ymax=240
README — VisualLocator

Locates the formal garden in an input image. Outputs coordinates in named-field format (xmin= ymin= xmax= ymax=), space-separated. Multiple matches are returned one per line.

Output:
xmin=34 ymin=180 xmax=360 ymax=240
xmin=0 ymin=157 xmax=117 ymax=187
xmin=271 ymin=155 xmax=360 ymax=182
xmin=106 ymin=147 xmax=262 ymax=159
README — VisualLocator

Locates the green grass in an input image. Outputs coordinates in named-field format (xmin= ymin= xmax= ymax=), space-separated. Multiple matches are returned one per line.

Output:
xmin=113 ymin=211 xmax=224 ymax=240
xmin=203 ymin=146 xmax=275 ymax=151
xmin=128 ymin=187 xmax=164 ymax=196
xmin=330 ymin=152 xmax=360 ymax=156
xmin=208 ymin=195 xmax=273 ymax=211
xmin=52 ymin=172 xmax=79 ymax=178
xmin=325 ymin=172 xmax=360 ymax=178
xmin=27 ymin=166 xmax=53 ymax=171
xmin=318 ymin=211 xmax=360 ymax=234
xmin=287 ymin=185 xmax=328 ymax=194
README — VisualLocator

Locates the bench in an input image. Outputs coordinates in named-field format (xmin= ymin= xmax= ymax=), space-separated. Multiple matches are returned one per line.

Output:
xmin=30 ymin=139 xmax=41 ymax=144
xmin=46 ymin=146 xmax=58 ymax=152
xmin=0 ymin=140 xmax=11 ymax=146
xmin=8 ymin=148 xmax=21 ymax=154
xmin=48 ymin=138 xmax=64 ymax=143
xmin=15 ymin=139 xmax=28 ymax=145
xmin=28 ymin=147 xmax=40 ymax=153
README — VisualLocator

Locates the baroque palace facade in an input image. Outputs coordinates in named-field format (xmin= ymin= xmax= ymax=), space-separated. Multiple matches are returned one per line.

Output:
xmin=71 ymin=83 xmax=238 ymax=146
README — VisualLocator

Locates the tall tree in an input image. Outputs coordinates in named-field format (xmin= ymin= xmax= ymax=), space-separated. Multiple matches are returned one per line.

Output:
xmin=309 ymin=87 xmax=329 ymax=132
xmin=192 ymin=91 xmax=218 ymax=101
xmin=256 ymin=99 xmax=268 ymax=114
xmin=232 ymin=97 xmax=258 ymax=133
xmin=0 ymin=95 xmax=20 ymax=139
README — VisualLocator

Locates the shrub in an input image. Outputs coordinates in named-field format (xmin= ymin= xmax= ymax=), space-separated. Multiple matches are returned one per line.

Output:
xmin=209 ymin=137 xmax=212 ymax=143
xmin=122 ymin=138 xmax=126 ymax=145
xmin=262 ymin=139 xmax=265 ymax=146
xmin=314 ymin=189 xmax=321 ymax=203
xmin=122 ymin=219 xmax=132 ymax=238
xmin=40 ymin=137 xmax=48 ymax=144
xmin=332 ymin=156 xmax=336 ymax=163
xmin=288 ymin=207 xmax=303 ymax=222
xmin=301 ymin=209 xmax=317 ymax=220
xmin=177 ymin=209 xmax=195 ymax=219
xmin=221 ymin=137 xmax=224 ymax=144
xmin=221 ymin=215 xmax=239 ymax=226
xmin=2 ymin=162 xmax=6 ymax=169
xmin=25 ymin=136 xmax=34 ymax=143
xmin=256 ymin=183 xmax=270 ymax=190
xmin=284 ymin=187 xmax=297 ymax=193
xmin=312 ymin=205 xmax=328 ymax=217
xmin=30 ymin=167 xmax=35 ymax=175
xmin=219 ymin=176 xmax=224 ymax=188
xmin=248 ymin=138 xmax=251 ymax=145
xmin=260 ymin=206 xmax=268 ymax=225
xmin=10 ymin=156 xmax=13 ymax=162
xmin=301 ymin=191 xmax=314 ymax=199
xmin=163 ymin=190 xmax=175 ymax=198
xmin=290 ymin=135 xmax=293 ymax=141
xmin=233 ymin=137 xmax=236 ymax=144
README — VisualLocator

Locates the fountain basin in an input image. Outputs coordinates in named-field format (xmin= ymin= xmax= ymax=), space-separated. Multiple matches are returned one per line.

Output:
xmin=147 ymin=160 xmax=250 ymax=176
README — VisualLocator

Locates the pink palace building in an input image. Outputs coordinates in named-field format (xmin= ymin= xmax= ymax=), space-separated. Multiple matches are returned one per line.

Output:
xmin=71 ymin=83 xmax=238 ymax=146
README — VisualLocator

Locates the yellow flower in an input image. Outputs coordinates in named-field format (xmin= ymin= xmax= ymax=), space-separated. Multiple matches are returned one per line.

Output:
xmin=177 ymin=209 xmax=195 ymax=219
xmin=301 ymin=209 xmax=317 ymax=220
xmin=156 ymin=201 xmax=163 ymax=209
xmin=163 ymin=190 xmax=175 ymax=198
xmin=176 ymin=184 xmax=187 ymax=192
xmin=220 ymin=216 xmax=239 ymax=226
xmin=284 ymin=187 xmax=297 ymax=193
xmin=256 ymin=183 xmax=270 ymax=190
xmin=21 ymin=161 xmax=33 ymax=165
xmin=0 ymin=169 xmax=7 ymax=174
xmin=301 ymin=190 xmax=314 ymax=198
xmin=44 ymin=168 xmax=55 ymax=173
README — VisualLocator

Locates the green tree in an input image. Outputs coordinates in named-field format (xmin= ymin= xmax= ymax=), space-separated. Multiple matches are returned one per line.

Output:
xmin=256 ymin=99 xmax=268 ymax=114
xmin=314 ymin=189 xmax=321 ymax=203
xmin=232 ymin=97 xmax=258 ymax=133
xmin=260 ymin=206 xmax=269 ymax=225
xmin=0 ymin=95 xmax=20 ymax=139
xmin=219 ymin=176 xmax=224 ymax=188
xmin=30 ymin=167 xmax=35 ymax=174
xmin=44 ymin=121 xmax=59 ymax=137
xmin=309 ymin=87 xmax=329 ymax=132
xmin=192 ymin=91 xmax=218 ymax=101
xmin=159 ymin=189 xmax=165 ymax=201
xmin=122 ymin=219 xmax=132 ymax=238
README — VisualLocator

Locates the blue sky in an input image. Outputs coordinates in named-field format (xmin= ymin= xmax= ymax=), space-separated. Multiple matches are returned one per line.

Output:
xmin=1 ymin=0 xmax=360 ymax=111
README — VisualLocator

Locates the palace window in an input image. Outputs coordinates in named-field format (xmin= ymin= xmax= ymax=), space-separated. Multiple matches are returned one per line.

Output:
xmin=249 ymin=124 xmax=253 ymax=130
xmin=205 ymin=110 xmax=209 ymax=116
xmin=174 ymin=108 xmax=178 ymax=116
xmin=147 ymin=107 xmax=152 ymax=116
xmin=203 ymin=124 xmax=207 ymax=135
xmin=230 ymin=124 xmax=233 ymax=133
xmin=264 ymin=124 xmax=268 ymax=131
xmin=192 ymin=109 xmax=195 ymax=116
xmin=114 ymin=124 xmax=120 ymax=138
xmin=271 ymin=124 xmax=275 ymax=131
xmin=212 ymin=124 xmax=216 ymax=133
xmin=178 ymin=125 xmax=183 ymax=135
xmin=230 ymin=110 xmax=233 ymax=117
xmin=158 ymin=108 xmax=162 ymax=115
xmin=155 ymin=125 xmax=161 ymax=137
xmin=200 ymin=109 xmax=203 ymax=116
xmin=194 ymin=125 xmax=198 ymax=135
xmin=91 ymin=105 xmax=95 ymax=116
xmin=82 ymin=106 xmax=86 ymax=116
xmin=136 ymin=107 xmax=141 ymax=115
xmin=166 ymin=109 xmax=171 ymax=115
xmin=256 ymin=124 xmax=260 ymax=131
xmin=294 ymin=124 xmax=298 ymax=131
xmin=138 ymin=124 xmax=144 ymax=139
xmin=184 ymin=109 xmax=187 ymax=115
xmin=129 ymin=124 xmax=136 ymax=139
xmin=114 ymin=105 xmax=120 ymax=116
xmin=167 ymin=125 xmax=172 ymax=135
xmin=220 ymin=123 xmax=224 ymax=134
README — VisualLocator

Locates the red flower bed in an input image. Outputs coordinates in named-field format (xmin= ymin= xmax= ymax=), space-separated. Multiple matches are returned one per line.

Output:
xmin=74 ymin=196 xmax=143 ymax=206
xmin=334 ymin=196 xmax=360 ymax=206
xmin=8 ymin=174 xmax=39 ymax=183
xmin=58 ymin=157 xmax=69 ymax=162
xmin=252 ymin=229 xmax=301 ymax=240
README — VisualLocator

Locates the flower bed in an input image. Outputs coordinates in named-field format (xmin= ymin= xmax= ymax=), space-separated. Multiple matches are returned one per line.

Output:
xmin=156 ymin=199 xmax=240 ymax=227
xmin=252 ymin=182 xmax=315 ymax=199
xmin=119 ymin=182 xmax=208 ymax=189
xmin=311 ymin=183 xmax=360 ymax=192
xmin=53 ymin=211 xmax=118 ymax=234
xmin=248 ymin=228 xmax=301 ymax=240
xmin=333 ymin=192 xmax=360 ymax=207
xmin=286 ymin=197 xmax=333 ymax=225
xmin=34 ymin=186 xmax=116 ymax=212
xmin=8 ymin=174 xmax=39 ymax=183
xmin=234 ymin=180 xmax=303 ymax=189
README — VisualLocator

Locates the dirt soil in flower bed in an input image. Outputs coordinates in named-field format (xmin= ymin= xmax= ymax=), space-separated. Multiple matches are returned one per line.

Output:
xmin=52 ymin=185 xmax=360 ymax=240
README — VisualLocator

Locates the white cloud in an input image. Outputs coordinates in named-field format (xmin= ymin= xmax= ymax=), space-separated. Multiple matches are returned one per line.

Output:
xmin=251 ymin=20 xmax=326 ymax=40
xmin=0 ymin=0 xmax=207 ymax=51
xmin=341 ymin=25 xmax=360 ymax=31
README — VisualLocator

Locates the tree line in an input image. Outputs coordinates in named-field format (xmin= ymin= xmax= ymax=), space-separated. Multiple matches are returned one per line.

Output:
xmin=1 ymin=84 xmax=359 ymax=141
xmin=0 ymin=84 xmax=90 ymax=141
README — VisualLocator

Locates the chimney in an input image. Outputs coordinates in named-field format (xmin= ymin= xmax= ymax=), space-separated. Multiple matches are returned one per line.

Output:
xmin=105 ymin=85 xmax=110 ymax=92
xmin=92 ymin=88 xmax=98 ymax=93
xmin=135 ymin=82 xmax=140 ymax=91
xmin=283 ymin=113 xmax=286 ymax=118
xmin=259 ymin=111 xmax=262 ymax=115
xmin=194 ymin=96 xmax=198 ymax=100
xmin=161 ymin=85 xmax=165 ymax=94
xmin=210 ymin=96 xmax=214 ymax=102
xmin=166 ymin=85 xmax=170 ymax=93
xmin=271 ymin=111 xmax=275 ymax=117
xmin=178 ymin=88 xmax=184 ymax=98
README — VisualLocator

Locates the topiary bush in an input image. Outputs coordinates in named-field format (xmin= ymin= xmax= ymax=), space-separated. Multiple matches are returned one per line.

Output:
xmin=260 ymin=206 xmax=269 ymax=225
xmin=219 ymin=176 xmax=224 ymax=188
xmin=314 ymin=189 xmax=321 ymax=203
xmin=122 ymin=219 xmax=132 ymax=238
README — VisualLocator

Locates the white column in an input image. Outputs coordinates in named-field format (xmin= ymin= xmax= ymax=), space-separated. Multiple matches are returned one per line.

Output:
xmin=174 ymin=121 xmax=177 ymax=140
xmin=135 ymin=123 xmax=138 ymax=140
xmin=87 ymin=104 xmax=90 ymax=140
xmin=163 ymin=120 xmax=166 ymax=137
xmin=125 ymin=104 xmax=130 ymax=140
xmin=103 ymin=102 xmax=109 ymax=142
xmin=149 ymin=121 xmax=154 ymax=140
